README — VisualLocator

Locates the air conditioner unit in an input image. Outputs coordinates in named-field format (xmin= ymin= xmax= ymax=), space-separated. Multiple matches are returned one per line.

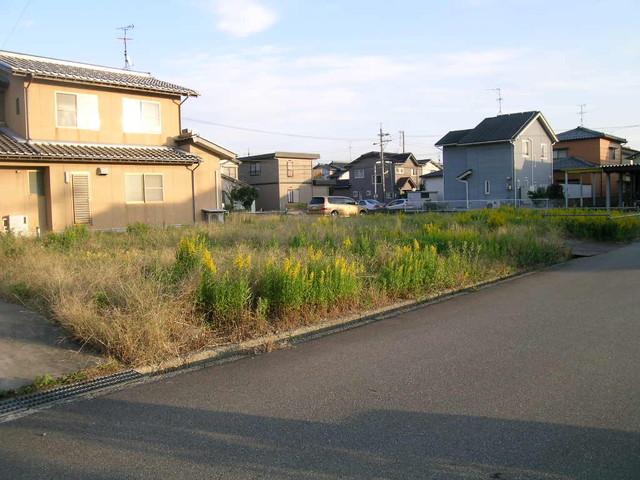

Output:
xmin=485 ymin=200 xmax=499 ymax=209
xmin=3 ymin=215 xmax=29 ymax=236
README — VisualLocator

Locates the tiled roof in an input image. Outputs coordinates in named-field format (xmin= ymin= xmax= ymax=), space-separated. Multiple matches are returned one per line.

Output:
xmin=553 ymin=156 xmax=597 ymax=171
xmin=0 ymin=130 xmax=199 ymax=165
xmin=0 ymin=50 xmax=198 ymax=96
xmin=434 ymin=129 xmax=472 ymax=146
xmin=420 ymin=170 xmax=443 ymax=178
xmin=436 ymin=111 xmax=557 ymax=146
xmin=556 ymin=126 xmax=627 ymax=144
xmin=350 ymin=151 xmax=415 ymax=165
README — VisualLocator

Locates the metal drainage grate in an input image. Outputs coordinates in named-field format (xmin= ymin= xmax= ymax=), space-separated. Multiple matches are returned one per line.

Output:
xmin=0 ymin=370 xmax=143 ymax=418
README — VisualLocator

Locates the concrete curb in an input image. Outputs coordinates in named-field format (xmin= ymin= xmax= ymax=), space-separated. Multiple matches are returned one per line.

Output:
xmin=135 ymin=267 xmax=546 ymax=378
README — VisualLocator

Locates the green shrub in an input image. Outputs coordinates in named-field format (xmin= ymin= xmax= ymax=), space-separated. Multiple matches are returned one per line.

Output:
xmin=44 ymin=225 xmax=89 ymax=250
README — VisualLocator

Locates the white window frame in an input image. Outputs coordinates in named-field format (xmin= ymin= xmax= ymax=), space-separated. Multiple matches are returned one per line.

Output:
xmin=522 ymin=139 xmax=531 ymax=157
xmin=122 ymin=98 xmax=162 ymax=134
xmin=395 ymin=167 xmax=404 ymax=174
xmin=541 ymin=143 xmax=548 ymax=159
xmin=55 ymin=91 xmax=100 ymax=130
xmin=125 ymin=173 xmax=165 ymax=204
xmin=484 ymin=180 xmax=491 ymax=195
xmin=354 ymin=168 xmax=365 ymax=179
xmin=352 ymin=190 xmax=360 ymax=199
xmin=287 ymin=160 xmax=294 ymax=177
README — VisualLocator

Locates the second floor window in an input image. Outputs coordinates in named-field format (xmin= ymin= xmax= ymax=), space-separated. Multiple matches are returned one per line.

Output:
xmin=541 ymin=143 xmax=548 ymax=159
xmin=56 ymin=92 xmax=100 ymax=130
xmin=354 ymin=168 xmax=365 ymax=179
xmin=554 ymin=149 xmax=568 ymax=160
xmin=396 ymin=167 xmax=404 ymax=174
xmin=608 ymin=147 xmax=617 ymax=162
xmin=287 ymin=161 xmax=294 ymax=177
xmin=522 ymin=140 xmax=531 ymax=157
xmin=222 ymin=166 xmax=237 ymax=178
xmin=250 ymin=163 xmax=261 ymax=176
xmin=123 ymin=98 xmax=161 ymax=134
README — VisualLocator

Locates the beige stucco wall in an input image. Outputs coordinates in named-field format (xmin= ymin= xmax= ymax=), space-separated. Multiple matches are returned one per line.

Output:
xmin=0 ymin=166 xmax=45 ymax=232
xmin=276 ymin=157 xmax=314 ymax=209
xmin=178 ymin=143 xmax=222 ymax=214
xmin=3 ymin=74 xmax=26 ymax=137
xmin=0 ymin=159 xmax=221 ymax=233
xmin=25 ymin=78 xmax=181 ymax=146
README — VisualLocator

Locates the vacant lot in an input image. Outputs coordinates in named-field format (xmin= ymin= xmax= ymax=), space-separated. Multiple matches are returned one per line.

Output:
xmin=1 ymin=209 xmax=638 ymax=366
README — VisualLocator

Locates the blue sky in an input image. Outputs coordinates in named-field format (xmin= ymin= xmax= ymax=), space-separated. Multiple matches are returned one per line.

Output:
xmin=2 ymin=0 xmax=639 ymax=161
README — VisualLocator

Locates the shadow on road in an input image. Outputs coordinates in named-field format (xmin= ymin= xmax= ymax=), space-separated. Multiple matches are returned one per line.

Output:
xmin=6 ymin=398 xmax=639 ymax=479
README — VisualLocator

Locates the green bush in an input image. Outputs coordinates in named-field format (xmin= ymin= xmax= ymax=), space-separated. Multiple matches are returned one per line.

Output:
xmin=44 ymin=225 xmax=89 ymax=250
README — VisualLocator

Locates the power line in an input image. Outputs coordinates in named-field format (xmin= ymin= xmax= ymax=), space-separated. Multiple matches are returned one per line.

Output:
xmin=1 ymin=0 xmax=33 ymax=49
xmin=182 ymin=116 xmax=371 ymax=142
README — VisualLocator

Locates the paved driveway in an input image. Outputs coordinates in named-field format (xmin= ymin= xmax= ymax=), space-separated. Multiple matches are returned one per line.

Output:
xmin=0 ymin=301 xmax=100 ymax=391
xmin=1 ymin=243 xmax=639 ymax=479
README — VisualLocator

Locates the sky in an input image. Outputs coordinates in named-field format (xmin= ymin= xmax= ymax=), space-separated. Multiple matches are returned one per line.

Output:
xmin=2 ymin=0 xmax=639 ymax=162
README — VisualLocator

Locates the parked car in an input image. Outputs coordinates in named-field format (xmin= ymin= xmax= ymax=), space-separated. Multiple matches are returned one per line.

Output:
xmin=384 ymin=198 xmax=417 ymax=212
xmin=358 ymin=199 xmax=384 ymax=211
xmin=307 ymin=196 xmax=366 ymax=216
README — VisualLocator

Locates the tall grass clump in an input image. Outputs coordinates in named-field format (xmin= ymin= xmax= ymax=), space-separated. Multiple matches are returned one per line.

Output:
xmin=259 ymin=249 xmax=362 ymax=316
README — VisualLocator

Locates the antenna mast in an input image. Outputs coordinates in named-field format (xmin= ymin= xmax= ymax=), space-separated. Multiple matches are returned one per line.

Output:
xmin=117 ymin=24 xmax=135 ymax=70
xmin=578 ymin=104 xmax=587 ymax=127
xmin=488 ymin=88 xmax=503 ymax=114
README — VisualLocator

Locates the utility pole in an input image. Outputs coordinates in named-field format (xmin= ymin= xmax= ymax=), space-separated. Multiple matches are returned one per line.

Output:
xmin=374 ymin=125 xmax=392 ymax=201
xmin=578 ymin=104 xmax=587 ymax=127
xmin=488 ymin=88 xmax=503 ymax=114
xmin=399 ymin=130 xmax=405 ymax=153
xmin=117 ymin=24 xmax=134 ymax=70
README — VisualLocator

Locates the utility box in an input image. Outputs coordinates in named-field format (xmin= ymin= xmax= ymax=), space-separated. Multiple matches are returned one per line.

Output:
xmin=2 ymin=215 xmax=29 ymax=235
xmin=202 ymin=209 xmax=227 ymax=224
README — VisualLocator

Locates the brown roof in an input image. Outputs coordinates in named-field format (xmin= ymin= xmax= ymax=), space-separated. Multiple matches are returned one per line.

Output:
xmin=0 ymin=50 xmax=198 ymax=97
xmin=0 ymin=130 xmax=199 ymax=165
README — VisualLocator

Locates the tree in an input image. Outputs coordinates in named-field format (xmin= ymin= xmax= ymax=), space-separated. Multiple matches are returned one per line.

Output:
xmin=527 ymin=184 xmax=564 ymax=200
xmin=229 ymin=186 xmax=259 ymax=211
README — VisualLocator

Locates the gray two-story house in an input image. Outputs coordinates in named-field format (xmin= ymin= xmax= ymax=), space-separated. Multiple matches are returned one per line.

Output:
xmin=436 ymin=111 xmax=557 ymax=207
xmin=348 ymin=151 xmax=422 ymax=201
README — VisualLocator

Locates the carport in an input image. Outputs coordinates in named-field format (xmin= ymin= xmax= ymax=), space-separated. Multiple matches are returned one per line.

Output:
xmin=560 ymin=163 xmax=640 ymax=209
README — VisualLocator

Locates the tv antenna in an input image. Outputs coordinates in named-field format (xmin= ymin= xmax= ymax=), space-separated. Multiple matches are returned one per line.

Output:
xmin=117 ymin=24 xmax=134 ymax=70
xmin=578 ymin=104 xmax=587 ymax=127
xmin=488 ymin=88 xmax=503 ymax=114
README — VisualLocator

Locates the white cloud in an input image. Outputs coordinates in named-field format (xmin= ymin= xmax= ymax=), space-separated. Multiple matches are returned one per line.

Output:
xmin=165 ymin=46 xmax=640 ymax=161
xmin=211 ymin=0 xmax=277 ymax=38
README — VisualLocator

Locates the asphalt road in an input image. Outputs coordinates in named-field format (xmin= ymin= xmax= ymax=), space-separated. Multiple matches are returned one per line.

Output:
xmin=1 ymin=243 xmax=639 ymax=479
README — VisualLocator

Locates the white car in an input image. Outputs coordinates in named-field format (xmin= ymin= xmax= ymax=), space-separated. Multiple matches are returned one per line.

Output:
xmin=357 ymin=199 xmax=384 ymax=211
xmin=384 ymin=198 xmax=416 ymax=212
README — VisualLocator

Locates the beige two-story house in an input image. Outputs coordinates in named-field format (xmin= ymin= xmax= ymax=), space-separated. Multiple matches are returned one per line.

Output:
xmin=238 ymin=152 xmax=328 ymax=211
xmin=0 ymin=50 xmax=236 ymax=234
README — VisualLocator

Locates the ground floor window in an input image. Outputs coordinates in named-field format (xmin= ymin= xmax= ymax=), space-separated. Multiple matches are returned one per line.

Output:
xmin=287 ymin=188 xmax=300 ymax=203
xmin=352 ymin=190 xmax=360 ymax=199
xmin=125 ymin=174 xmax=164 ymax=203
xmin=484 ymin=180 xmax=491 ymax=195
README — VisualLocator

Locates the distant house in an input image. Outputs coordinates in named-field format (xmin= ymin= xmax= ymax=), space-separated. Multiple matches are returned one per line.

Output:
xmin=553 ymin=126 xmax=639 ymax=206
xmin=238 ymin=152 xmax=328 ymax=211
xmin=420 ymin=170 xmax=444 ymax=201
xmin=348 ymin=151 xmax=422 ymax=201
xmin=312 ymin=161 xmax=349 ymax=179
xmin=417 ymin=158 xmax=442 ymax=176
xmin=436 ymin=111 xmax=557 ymax=207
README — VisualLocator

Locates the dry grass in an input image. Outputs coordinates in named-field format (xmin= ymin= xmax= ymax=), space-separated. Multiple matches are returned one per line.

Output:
xmin=1 ymin=208 xmax=635 ymax=367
